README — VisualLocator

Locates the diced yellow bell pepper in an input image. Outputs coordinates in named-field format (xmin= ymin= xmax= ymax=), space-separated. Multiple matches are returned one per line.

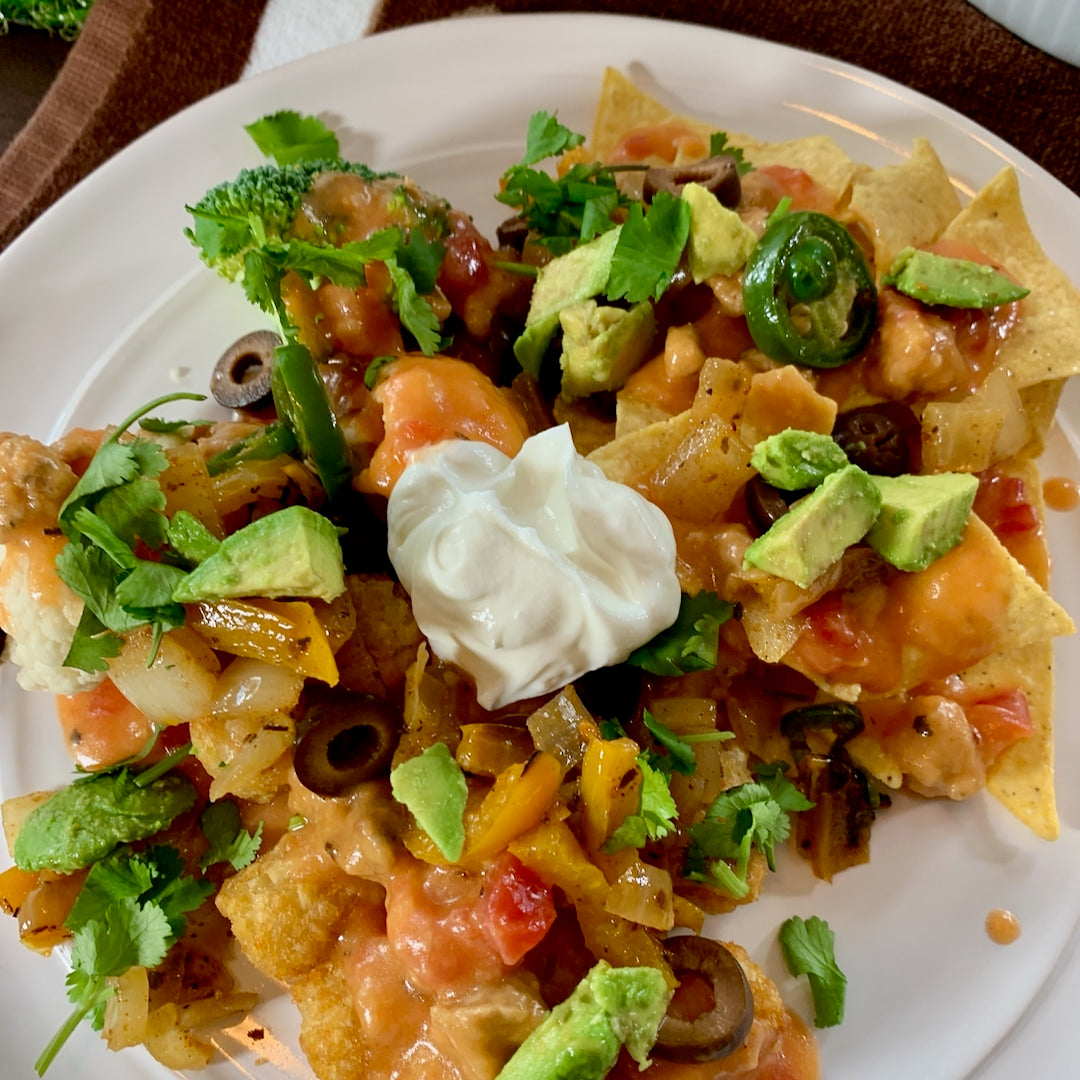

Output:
xmin=579 ymin=735 xmax=642 ymax=853
xmin=462 ymin=751 xmax=566 ymax=865
xmin=187 ymin=598 xmax=339 ymax=684
xmin=160 ymin=443 xmax=225 ymax=538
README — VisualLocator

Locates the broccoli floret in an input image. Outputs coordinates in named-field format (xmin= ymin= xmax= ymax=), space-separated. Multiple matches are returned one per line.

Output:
xmin=185 ymin=158 xmax=389 ymax=281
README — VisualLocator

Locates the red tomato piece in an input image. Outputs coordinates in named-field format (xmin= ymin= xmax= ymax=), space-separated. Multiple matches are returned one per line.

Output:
xmin=481 ymin=852 xmax=556 ymax=967
xmin=967 ymin=689 xmax=1034 ymax=765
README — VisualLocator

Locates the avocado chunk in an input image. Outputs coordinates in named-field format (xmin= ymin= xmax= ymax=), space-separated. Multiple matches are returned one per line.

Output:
xmin=682 ymin=181 xmax=758 ymax=283
xmin=172 ymin=504 xmax=345 ymax=604
xmin=514 ymin=227 xmax=623 ymax=378
xmin=743 ymin=464 xmax=882 ymax=588
xmin=882 ymin=247 xmax=1029 ymax=309
xmin=497 ymin=960 xmax=672 ymax=1080
xmin=13 ymin=771 xmax=197 ymax=873
xmin=389 ymin=742 xmax=468 ymax=862
xmin=751 ymin=428 xmax=850 ymax=491
xmin=559 ymin=299 xmax=656 ymax=400
xmin=865 ymin=471 xmax=978 ymax=571
xmin=167 ymin=509 xmax=221 ymax=565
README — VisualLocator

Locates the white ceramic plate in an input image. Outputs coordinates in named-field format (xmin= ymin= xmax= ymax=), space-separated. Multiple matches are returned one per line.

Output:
xmin=1 ymin=13 xmax=1079 ymax=1080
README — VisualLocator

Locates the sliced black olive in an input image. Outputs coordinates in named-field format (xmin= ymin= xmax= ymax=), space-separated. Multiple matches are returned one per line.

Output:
xmin=832 ymin=403 xmax=921 ymax=477
xmin=211 ymin=330 xmax=281 ymax=410
xmin=744 ymin=475 xmax=797 ymax=535
xmin=293 ymin=694 xmax=401 ymax=797
xmin=656 ymin=936 xmax=754 ymax=1062
xmin=642 ymin=154 xmax=742 ymax=208
xmin=781 ymin=702 xmax=865 ymax=749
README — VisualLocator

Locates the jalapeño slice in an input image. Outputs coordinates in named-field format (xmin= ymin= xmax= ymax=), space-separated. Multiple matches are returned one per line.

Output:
xmin=743 ymin=210 xmax=877 ymax=369
xmin=270 ymin=341 xmax=352 ymax=501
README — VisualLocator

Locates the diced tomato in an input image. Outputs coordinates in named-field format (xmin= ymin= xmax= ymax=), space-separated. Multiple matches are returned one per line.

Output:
xmin=55 ymin=677 xmax=156 ymax=771
xmin=748 ymin=165 xmax=837 ymax=214
xmin=789 ymin=590 xmax=902 ymax=694
xmin=967 ymin=689 xmax=1034 ymax=765
xmin=480 ymin=852 xmax=556 ymax=966
xmin=974 ymin=467 xmax=1048 ymax=586
xmin=386 ymin=861 xmax=505 ymax=992
xmin=608 ymin=121 xmax=709 ymax=165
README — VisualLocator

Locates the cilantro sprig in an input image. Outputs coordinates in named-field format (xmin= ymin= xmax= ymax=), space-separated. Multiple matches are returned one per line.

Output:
xmin=686 ymin=762 xmax=813 ymax=898
xmin=55 ymin=393 xmax=205 ymax=672
xmin=35 ymin=845 xmax=213 ymax=1075
xmin=497 ymin=110 xmax=637 ymax=256
xmin=778 ymin=915 xmax=847 ymax=1027
xmin=198 ymin=800 xmax=263 ymax=872
xmin=602 ymin=753 xmax=679 ymax=853
xmin=709 ymin=131 xmax=754 ymax=177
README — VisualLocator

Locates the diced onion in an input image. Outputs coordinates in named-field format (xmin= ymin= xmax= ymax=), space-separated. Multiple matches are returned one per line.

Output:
xmin=212 ymin=656 xmax=305 ymax=719
xmin=604 ymin=858 xmax=676 ymax=931
xmin=108 ymin=626 xmax=220 ymax=726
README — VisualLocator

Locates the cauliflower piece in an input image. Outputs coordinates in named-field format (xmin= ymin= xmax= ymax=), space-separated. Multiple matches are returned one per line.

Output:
xmin=0 ymin=432 xmax=103 ymax=695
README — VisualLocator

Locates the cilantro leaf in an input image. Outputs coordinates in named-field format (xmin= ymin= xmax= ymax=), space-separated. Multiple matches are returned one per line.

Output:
xmin=602 ymin=754 xmax=678 ymax=852
xmin=606 ymin=190 xmax=691 ymax=304
xmin=245 ymin=110 xmax=340 ymax=166
xmin=687 ymin=764 xmax=813 ymax=894
xmin=199 ymin=800 xmax=264 ymax=872
xmin=38 ymin=844 xmax=214 ymax=1073
xmin=497 ymin=161 xmax=630 ymax=254
xmin=755 ymin=761 xmax=816 ymax=816
xmin=395 ymin=228 xmax=446 ymax=295
xmin=385 ymin=254 xmax=443 ymax=354
xmin=138 ymin=416 xmax=205 ymax=434
xmin=62 ymin=607 xmax=122 ymax=673
xmin=363 ymin=354 xmax=397 ymax=391
xmin=65 ymin=853 xmax=157 ymax=932
xmin=709 ymin=131 xmax=753 ymax=177
xmin=642 ymin=710 xmax=697 ymax=777
xmin=628 ymin=591 xmax=734 ymax=676
xmin=778 ymin=915 xmax=847 ymax=1027
xmin=518 ymin=110 xmax=586 ymax=166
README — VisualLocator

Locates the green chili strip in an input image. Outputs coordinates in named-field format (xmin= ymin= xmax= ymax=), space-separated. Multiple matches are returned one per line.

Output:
xmin=269 ymin=342 xmax=352 ymax=501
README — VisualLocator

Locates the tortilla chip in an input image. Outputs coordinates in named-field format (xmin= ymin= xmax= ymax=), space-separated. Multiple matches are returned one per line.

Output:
xmin=1019 ymin=379 xmax=1065 ymax=453
xmin=742 ymin=136 xmax=860 ymax=208
xmin=591 ymin=68 xmax=856 ymax=204
xmin=590 ymin=67 xmax=736 ymax=163
xmin=293 ymin=960 xmax=367 ymax=1080
xmin=960 ymin=640 xmax=1058 ymax=839
xmin=773 ymin=515 xmax=1073 ymax=700
xmin=847 ymin=138 xmax=961 ymax=273
xmin=587 ymin=409 xmax=754 ymax=527
xmin=943 ymin=167 xmax=1080 ymax=389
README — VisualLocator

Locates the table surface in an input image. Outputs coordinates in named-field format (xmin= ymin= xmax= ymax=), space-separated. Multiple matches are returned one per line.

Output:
xmin=0 ymin=27 xmax=72 ymax=152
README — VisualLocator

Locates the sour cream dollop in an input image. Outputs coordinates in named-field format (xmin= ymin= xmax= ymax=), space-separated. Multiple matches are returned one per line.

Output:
xmin=386 ymin=424 xmax=681 ymax=710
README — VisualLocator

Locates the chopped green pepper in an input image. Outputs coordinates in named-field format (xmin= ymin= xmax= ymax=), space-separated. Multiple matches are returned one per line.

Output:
xmin=743 ymin=210 xmax=877 ymax=369
xmin=269 ymin=342 xmax=352 ymax=501
xmin=205 ymin=420 xmax=298 ymax=476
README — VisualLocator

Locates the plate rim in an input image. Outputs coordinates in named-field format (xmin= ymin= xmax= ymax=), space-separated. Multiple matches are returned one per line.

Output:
xmin=1 ymin=12 xmax=1079 ymax=1080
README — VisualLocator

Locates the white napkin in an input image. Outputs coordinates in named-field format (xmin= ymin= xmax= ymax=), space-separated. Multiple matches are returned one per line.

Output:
xmin=243 ymin=0 xmax=379 ymax=78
